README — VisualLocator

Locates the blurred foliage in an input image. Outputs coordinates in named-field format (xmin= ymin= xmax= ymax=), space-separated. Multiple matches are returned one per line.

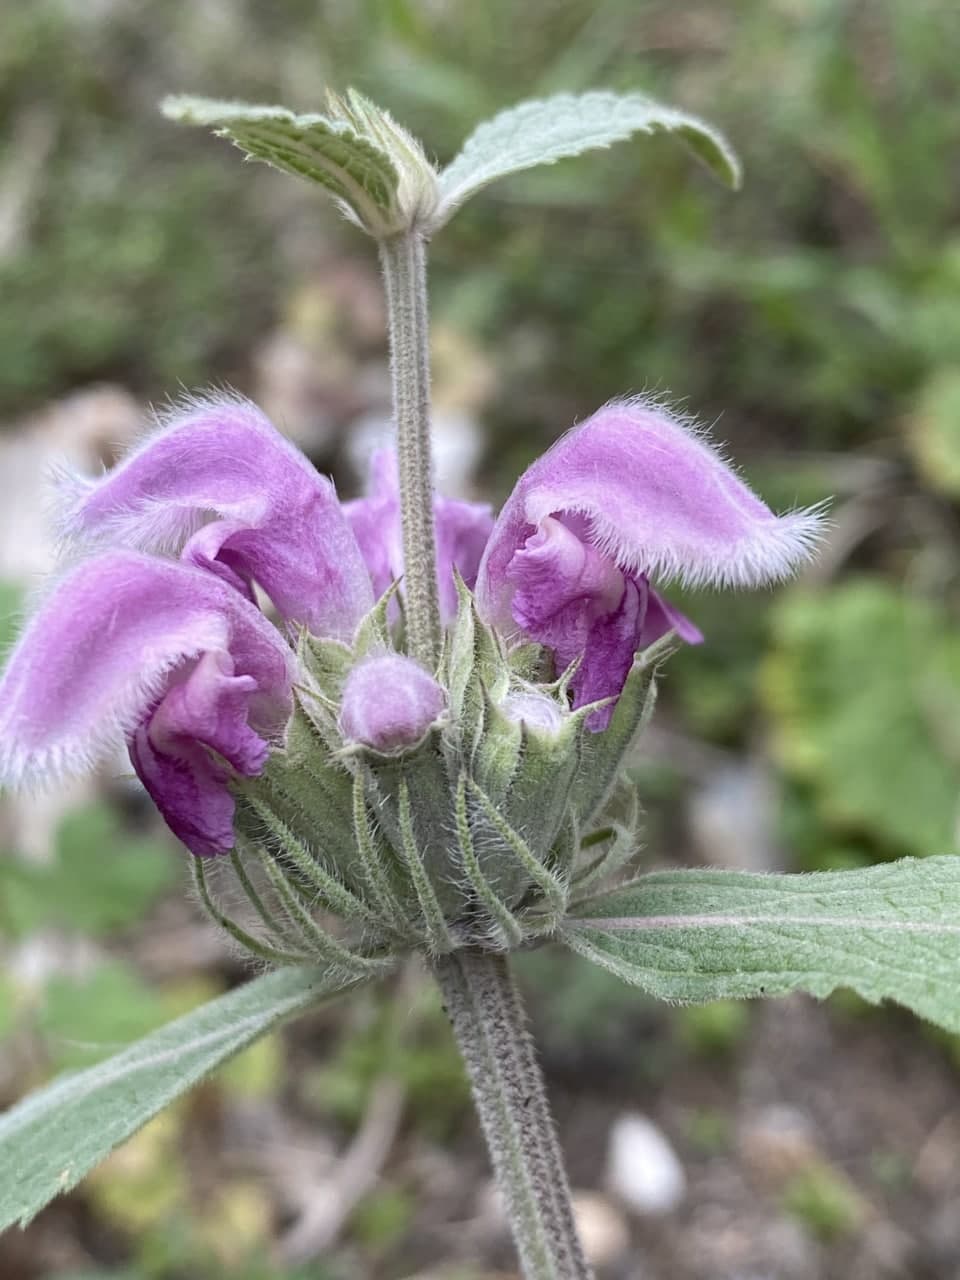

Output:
xmin=305 ymin=978 xmax=470 ymax=1138
xmin=764 ymin=581 xmax=960 ymax=860
xmin=0 ymin=580 xmax=22 ymax=649
xmin=350 ymin=1185 xmax=415 ymax=1251
xmin=0 ymin=0 xmax=957 ymax=450
xmin=906 ymin=367 xmax=960 ymax=498
xmin=783 ymin=1162 xmax=866 ymax=1242
xmin=681 ymin=1105 xmax=733 ymax=1156
xmin=38 ymin=962 xmax=169 ymax=1071
xmin=676 ymin=999 xmax=751 ymax=1059
xmin=0 ymin=804 xmax=177 ymax=939
xmin=2 ymin=1 xmax=960 ymax=1275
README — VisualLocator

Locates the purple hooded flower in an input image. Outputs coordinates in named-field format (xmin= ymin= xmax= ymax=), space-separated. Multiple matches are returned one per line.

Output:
xmin=59 ymin=394 xmax=374 ymax=641
xmin=476 ymin=399 xmax=824 ymax=729
xmin=0 ymin=552 xmax=294 ymax=856
xmin=343 ymin=449 xmax=494 ymax=624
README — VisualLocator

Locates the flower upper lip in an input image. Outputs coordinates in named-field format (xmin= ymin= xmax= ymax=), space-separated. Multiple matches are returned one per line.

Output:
xmin=58 ymin=392 xmax=375 ymax=641
xmin=0 ymin=550 xmax=294 ymax=787
xmin=475 ymin=397 xmax=825 ymax=729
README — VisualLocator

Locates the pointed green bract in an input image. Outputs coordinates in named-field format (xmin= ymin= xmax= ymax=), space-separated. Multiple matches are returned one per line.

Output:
xmin=505 ymin=717 xmax=583 ymax=865
xmin=563 ymin=857 xmax=960 ymax=1030
xmin=446 ymin=576 xmax=509 ymax=760
xmin=571 ymin=637 xmax=667 ymax=828
xmin=247 ymin=702 xmax=360 ymax=879
xmin=454 ymin=772 xmax=525 ymax=950
xmin=0 ymin=966 xmax=368 ymax=1230
xmin=396 ymin=773 xmax=456 ymax=953
xmin=572 ymin=788 xmax=641 ymax=896
xmin=434 ymin=90 xmax=741 ymax=228
xmin=353 ymin=583 xmax=401 ymax=658
xmin=473 ymin=687 xmax=524 ymax=803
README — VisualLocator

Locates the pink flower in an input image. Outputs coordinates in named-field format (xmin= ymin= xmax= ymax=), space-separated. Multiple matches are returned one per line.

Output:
xmin=476 ymin=399 xmax=823 ymax=729
xmin=59 ymin=394 xmax=374 ymax=640
xmin=0 ymin=553 xmax=294 ymax=856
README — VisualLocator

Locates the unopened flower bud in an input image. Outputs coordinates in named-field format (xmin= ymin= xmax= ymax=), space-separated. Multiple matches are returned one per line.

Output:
xmin=339 ymin=654 xmax=445 ymax=752
xmin=500 ymin=690 xmax=565 ymax=735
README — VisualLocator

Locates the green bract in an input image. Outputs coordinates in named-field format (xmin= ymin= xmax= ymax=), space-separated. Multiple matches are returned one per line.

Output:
xmin=221 ymin=581 xmax=659 ymax=963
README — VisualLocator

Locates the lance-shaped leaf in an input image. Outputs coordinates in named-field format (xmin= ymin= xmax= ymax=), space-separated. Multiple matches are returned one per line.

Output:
xmin=433 ymin=90 xmax=741 ymax=228
xmin=0 ymin=965 xmax=370 ymax=1230
xmin=562 ymin=857 xmax=960 ymax=1032
xmin=163 ymin=93 xmax=437 ymax=238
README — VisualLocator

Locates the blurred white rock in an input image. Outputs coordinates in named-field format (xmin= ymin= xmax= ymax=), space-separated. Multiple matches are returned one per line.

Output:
xmin=0 ymin=384 xmax=143 ymax=579
xmin=571 ymin=1191 xmax=631 ymax=1267
xmin=688 ymin=759 xmax=782 ymax=873
xmin=346 ymin=407 xmax=485 ymax=500
xmin=0 ymin=385 xmax=143 ymax=856
xmin=739 ymin=1104 xmax=819 ymax=1180
xmin=7 ymin=931 xmax=101 ymax=993
xmin=345 ymin=321 xmax=492 ymax=498
xmin=606 ymin=1113 xmax=687 ymax=1216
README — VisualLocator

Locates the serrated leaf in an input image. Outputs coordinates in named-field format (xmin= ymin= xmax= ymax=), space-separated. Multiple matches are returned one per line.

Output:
xmin=434 ymin=90 xmax=741 ymax=227
xmin=162 ymin=96 xmax=401 ymax=237
xmin=0 ymin=964 xmax=363 ymax=1229
xmin=563 ymin=857 xmax=960 ymax=1030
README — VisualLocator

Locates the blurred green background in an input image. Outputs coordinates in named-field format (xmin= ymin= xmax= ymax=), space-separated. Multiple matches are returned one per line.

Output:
xmin=2 ymin=1 xmax=960 ymax=1277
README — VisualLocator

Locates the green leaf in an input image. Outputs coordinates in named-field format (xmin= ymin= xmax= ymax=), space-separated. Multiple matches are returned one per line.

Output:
xmin=763 ymin=581 xmax=960 ymax=858
xmin=162 ymin=96 xmax=402 ymax=237
xmin=0 ymin=964 xmax=363 ymax=1229
xmin=563 ymin=857 xmax=960 ymax=1031
xmin=434 ymin=90 xmax=741 ymax=227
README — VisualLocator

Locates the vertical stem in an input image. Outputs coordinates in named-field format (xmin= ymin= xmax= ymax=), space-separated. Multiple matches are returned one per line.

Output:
xmin=379 ymin=231 xmax=442 ymax=670
xmin=434 ymin=950 xmax=594 ymax=1280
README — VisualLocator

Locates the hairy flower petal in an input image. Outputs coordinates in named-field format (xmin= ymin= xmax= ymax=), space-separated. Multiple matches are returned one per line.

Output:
xmin=343 ymin=448 xmax=493 ymax=623
xmin=130 ymin=651 xmax=272 ymax=856
xmin=0 ymin=551 xmax=294 ymax=792
xmin=59 ymin=394 xmax=373 ymax=639
xmin=476 ymin=399 xmax=822 ymax=727
xmin=477 ymin=398 xmax=825 ymax=634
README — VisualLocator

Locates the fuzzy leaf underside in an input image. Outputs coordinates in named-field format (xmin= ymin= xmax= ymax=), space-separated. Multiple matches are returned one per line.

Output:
xmin=435 ymin=90 xmax=741 ymax=226
xmin=563 ymin=856 xmax=960 ymax=1030
xmin=0 ymin=965 xmax=363 ymax=1230
xmin=162 ymin=96 xmax=399 ymax=230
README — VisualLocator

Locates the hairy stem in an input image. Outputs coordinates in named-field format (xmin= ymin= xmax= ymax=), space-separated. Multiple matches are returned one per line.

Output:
xmin=379 ymin=231 xmax=442 ymax=669
xmin=434 ymin=950 xmax=593 ymax=1280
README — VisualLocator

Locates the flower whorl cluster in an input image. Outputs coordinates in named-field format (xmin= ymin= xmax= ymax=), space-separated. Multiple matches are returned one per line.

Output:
xmin=0 ymin=395 xmax=822 ymax=966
